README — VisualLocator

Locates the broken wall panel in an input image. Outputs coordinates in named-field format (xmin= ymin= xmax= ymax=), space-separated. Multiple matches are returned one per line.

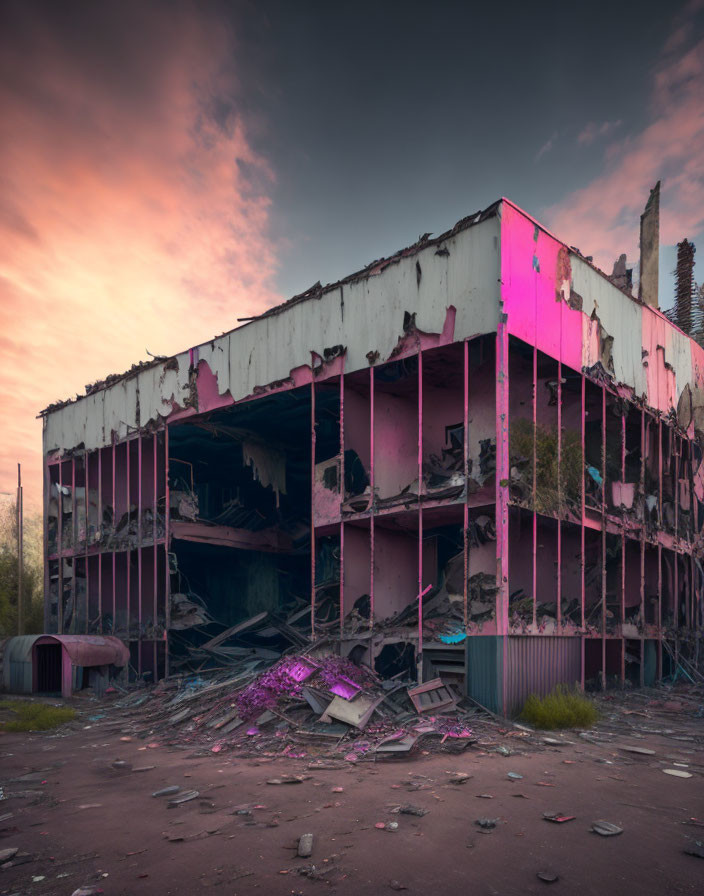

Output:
xmin=373 ymin=358 xmax=419 ymax=502
xmin=535 ymin=516 xmax=558 ymax=630
xmin=507 ymin=338 xmax=535 ymax=512
xmin=641 ymin=542 xmax=658 ymax=629
xmin=100 ymin=552 xmax=113 ymax=634
xmin=508 ymin=505 xmax=534 ymax=629
xmin=421 ymin=343 xmax=465 ymax=499
xmin=372 ymin=522 xmax=418 ymax=621
xmin=342 ymin=521 xmax=371 ymax=634
xmin=312 ymin=379 xmax=342 ymax=525
xmin=560 ymin=522 xmax=582 ymax=628
xmin=467 ymin=338 xmax=497 ymax=503
xmin=584 ymin=381 xmax=604 ymax=514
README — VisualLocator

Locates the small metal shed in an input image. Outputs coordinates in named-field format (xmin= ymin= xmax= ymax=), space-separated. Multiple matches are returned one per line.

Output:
xmin=3 ymin=634 xmax=129 ymax=698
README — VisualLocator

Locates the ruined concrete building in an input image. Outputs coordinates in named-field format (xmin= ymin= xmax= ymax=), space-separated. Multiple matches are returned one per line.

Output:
xmin=40 ymin=194 xmax=704 ymax=714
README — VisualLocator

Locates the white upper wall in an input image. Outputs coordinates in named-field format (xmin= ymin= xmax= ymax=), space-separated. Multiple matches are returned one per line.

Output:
xmin=43 ymin=213 xmax=501 ymax=455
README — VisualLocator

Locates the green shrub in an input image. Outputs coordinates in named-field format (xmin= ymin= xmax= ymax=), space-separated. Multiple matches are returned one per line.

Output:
xmin=520 ymin=685 xmax=598 ymax=729
xmin=0 ymin=700 xmax=76 ymax=732
xmin=509 ymin=418 xmax=582 ymax=514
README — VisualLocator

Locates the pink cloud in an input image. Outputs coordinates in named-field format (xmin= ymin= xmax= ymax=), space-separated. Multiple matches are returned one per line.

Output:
xmin=0 ymin=3 xmax=281 ymax=510
xmin=544 ymin=18 xmax=704 ymax=273
xmin=535 ymin=132 xmax=558 ymax=162
xmin=576 ymin=119 xmax=622 ymax=146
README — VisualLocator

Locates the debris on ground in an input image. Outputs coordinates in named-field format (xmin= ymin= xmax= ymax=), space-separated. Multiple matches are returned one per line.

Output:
xmin=591 ymin=821 xmax=623 ymax=837
xmin=543 ymin=812 xmax=576 ymax=823
xmin=152 ymin=786 xmax=180 ymax=798
xmin=167 ymin=790 xmax=199 ymax=807
xmin=683 ymin=841 xmax=704 ymax=859
xmin=297 ymin=833 xmax=314 ymax=858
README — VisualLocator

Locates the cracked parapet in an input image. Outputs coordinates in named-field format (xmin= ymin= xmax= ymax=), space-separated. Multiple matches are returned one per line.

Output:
xmin=609 ymin=254 xmax=633 ymax=293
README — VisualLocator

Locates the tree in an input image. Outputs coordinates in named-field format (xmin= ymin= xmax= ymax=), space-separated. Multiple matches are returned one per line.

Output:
xmin=0 ymin=500 xmax=44 ymax=635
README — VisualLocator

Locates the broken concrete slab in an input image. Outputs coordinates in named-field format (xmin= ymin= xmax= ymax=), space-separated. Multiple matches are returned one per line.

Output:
xmin=324 ymin=693 xmax=383 ymax=731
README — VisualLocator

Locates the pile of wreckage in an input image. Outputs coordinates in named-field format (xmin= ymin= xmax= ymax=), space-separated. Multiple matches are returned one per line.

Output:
xmin=118 ymin=648 xmax=481 ymax=760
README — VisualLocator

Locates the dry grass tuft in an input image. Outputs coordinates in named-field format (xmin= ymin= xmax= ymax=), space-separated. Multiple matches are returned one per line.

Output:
xmin=0 ymin=699 xmax=76 ymax=732
xmin=521 ymin=685 xmax=598 ymax=729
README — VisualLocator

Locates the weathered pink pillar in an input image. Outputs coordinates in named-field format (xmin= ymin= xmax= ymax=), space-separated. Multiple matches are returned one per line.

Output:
xmin=369 ymin=366 xmax=375 ymax=627
xmin=310 ymin=377 xmax=316 ymax=638
xmin=496 ymin=321 xmax=510 ymax=715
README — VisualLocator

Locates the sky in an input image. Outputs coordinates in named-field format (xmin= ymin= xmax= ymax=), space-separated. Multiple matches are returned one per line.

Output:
xmin=1 ymin=0 xmax=703 ymax=511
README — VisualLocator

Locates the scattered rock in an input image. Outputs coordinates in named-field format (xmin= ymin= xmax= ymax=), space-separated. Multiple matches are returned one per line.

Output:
xmin=152 ymin=786 xmax=181 ymax=798
xmin=267 ymin=775 xmax=307 ymax=785
xmin=297 ymin=833 xmax=314 ymax=858
xmin=447 ymin=772 xmax=471 ymax=784
xmin=591 ymin=821 xmax=623 ymax=837
xmin=617 ymin=745 xmax=655 ymax=756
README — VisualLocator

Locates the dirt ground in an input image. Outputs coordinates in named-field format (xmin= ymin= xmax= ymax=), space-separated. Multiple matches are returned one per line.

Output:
xmin=1 ymin=691 xmax=703 ymax=896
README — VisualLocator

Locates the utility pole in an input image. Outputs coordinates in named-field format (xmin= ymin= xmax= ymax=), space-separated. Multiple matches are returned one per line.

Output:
xmin=17 ymin=462 xmax=23 ymax=636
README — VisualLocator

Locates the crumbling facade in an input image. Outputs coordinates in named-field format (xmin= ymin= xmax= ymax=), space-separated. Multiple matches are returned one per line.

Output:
xmin=41 ymin=197 xmax=704 ymax=714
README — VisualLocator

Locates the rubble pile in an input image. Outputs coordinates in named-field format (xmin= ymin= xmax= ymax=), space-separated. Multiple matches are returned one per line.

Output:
xmin=116 ymin=650 xmax=482 ymax=761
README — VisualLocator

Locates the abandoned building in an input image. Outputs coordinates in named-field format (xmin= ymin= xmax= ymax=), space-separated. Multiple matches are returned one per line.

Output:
xmin=40 ymin=189 xmax=704 ymax=714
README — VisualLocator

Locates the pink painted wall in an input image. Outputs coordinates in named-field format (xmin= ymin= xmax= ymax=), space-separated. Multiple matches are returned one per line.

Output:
xmin=141 ymin=546 xmax=156 ymax=627
xmin=114 ymin=551 xmax=128 ymax=632
xmin=140 ymin=436 xmax=155 ymax=512
xmin=468 ymin=537 xmax=496 ymax=579
xmin=467 ymin=359 xmax=497 ymax=487
xmin=114 ymin=443 xmax=128 ymax=519
xmin=87 ymin=555 xmax=99 ymax=625
xmin=100 ymin=554 xmax=113 ymax=628
xmin=344 ymin=384 xmax=371 ymax=471
xmin=502 ymin=200 xmax=700 ymax=426
xmin=422 ymin=383 xmax=463 ymax=466
xmin=373 ymin=527 xmax=418 ymax=620
xmin=560 ymin=525 xmax=582 ymax=607
xmin=501 ymin=203 xmax=582 ymax=373
xmin=374 ymin=391 xmax=418 ymax=499
xmin=343 ymin=524 xmax=370 ymax=615
xmin=643 ymin=316 xmax=677 ymax=413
